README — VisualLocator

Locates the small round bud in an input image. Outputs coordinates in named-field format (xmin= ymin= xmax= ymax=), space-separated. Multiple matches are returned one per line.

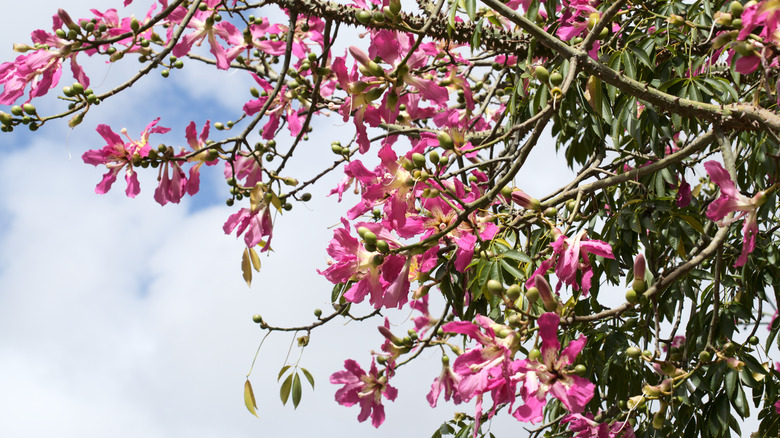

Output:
xmin=314 ymin=308 xmax=323 ymax=317
xmin=525 ymin=287 xmax=539 ymax=303
xmin=486 ymin=279 xmax=504 ymax=294
xmin=626 ymin=347 xmax=641 ymax=359
xmin=252 ymin=314 xmax=263 ymax=323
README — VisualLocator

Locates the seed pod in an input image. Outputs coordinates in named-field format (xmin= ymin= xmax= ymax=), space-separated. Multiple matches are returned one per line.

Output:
xmin=534 ymin=66 xmax=550 ymax=83
xmin=730 ymin=1 xmax=744 ymax=17
xmin=549 ymin=71 xmax=563 ymax=87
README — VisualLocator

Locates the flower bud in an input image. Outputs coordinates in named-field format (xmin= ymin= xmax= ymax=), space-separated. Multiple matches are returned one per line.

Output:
xmin=511 ymin=189 xmax=541 ymax=211
xmin=627 ymin=395 xmax=646 ymax=410
xmin=534 ymin=275 xmax=558 ymax=312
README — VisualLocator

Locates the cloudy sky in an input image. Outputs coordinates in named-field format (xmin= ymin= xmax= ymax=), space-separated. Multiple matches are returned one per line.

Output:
xmin=0 ymin=2 xmax=606 ymax=437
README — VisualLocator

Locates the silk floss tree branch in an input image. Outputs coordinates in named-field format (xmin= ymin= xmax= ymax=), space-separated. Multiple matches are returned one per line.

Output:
xmin=4 ymin=0 xmax=780 ymax=436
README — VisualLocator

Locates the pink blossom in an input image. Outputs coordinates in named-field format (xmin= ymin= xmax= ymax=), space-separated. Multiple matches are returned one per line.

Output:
xmin=512 ymin=313 xmax=595 ymax=422
xmin=562 ymin=412 xmax=636 ymax=438
xmin=330 ymin=359 xmax=398 ymax=428
xmin=0 ymin=19 xmax=89 ymax=104
xmin=184 ymin=120 xmax=217 ymax=196
xmin=526 ymin=229 xmax=614 ymax=295
xmin=222 ymin=185 xmax=274 ymax=249
xmin=170 ymin=1 xmax=240 ymax=70
xmin=427 ymin=355 xmax=463 ymax=407
xmin=82 ymin=118 xmax=169 ymax=198
xmin=243 ymin=74 xmax=303 ymax=140
xmin=318 ymin=220 xmax=411 ymax=309
xmin=153 ymin=155 xmax=187 ymax=206
xmin=704 ymin=160 xmax=767 ymax=266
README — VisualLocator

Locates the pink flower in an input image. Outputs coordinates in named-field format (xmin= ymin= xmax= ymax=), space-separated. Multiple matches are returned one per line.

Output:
xmin=222 ymin=185 xmax=273 ymax=249
xmin=526 ymin=229 xmax=614 ymax=296
xmin=704 ymin=160 xmax=768 ymax=266
xmin=184 ymin=120 xmax=217 ymax=196
xmin=426 ymin=355 xmax=463 ymax=407
xmin=0 ymin=20 xmax=89 ymax=104
xmin=153 ymin=155 xmax=187 ymax=206
xmin=318 ymin=220 xmax=411 ymax=309
xmin=82 ymin=118 xmax=169 ymax=198
xmin=513 ymin=313 xmax=595 ymax=422
xmin=562 ymin=412 xmax=636 ymax=438
xmin=170 ymin=0 xmax=240 ymax=70
xmin=330 ymin=359 xmax=398 ymax=428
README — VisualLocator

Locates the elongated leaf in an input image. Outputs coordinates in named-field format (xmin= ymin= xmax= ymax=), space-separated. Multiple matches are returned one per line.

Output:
xmin=300 ymin=367 xmax=315 ymax=389
xmin=249 ymin=247 xmax=261 ymax=271
xmin=499 ymin=258 xmax=524 ymax=281
xmin=244 ymin=379 xmax=259 ymax=417
xmin=278 ymin=364 xmax=292 ymax=381
xmin=584 ymin=75 xmax=602 ymax=116
xmin=280 ymin=374 xmax=293 ymax=405
xmin=242 ymin=248 xmax=252 ymax=286
xmin=501 ymin=250 xmax=531 ymax=263
xmin=292 ymin=373 xmax=302 ymax=408
xmin=465 ymin=0 xmax=475 ymax=20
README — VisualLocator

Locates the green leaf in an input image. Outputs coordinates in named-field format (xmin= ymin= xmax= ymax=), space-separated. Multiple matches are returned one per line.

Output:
xmin=471 ymin=18 xmax=483 ymax=49
xmin=678 ymin=214 xmax=705 ymax=234
xmin=465 ymin=0 xmax=476 ymax=20
xmin=447 ymin=0 xmax=457 ymax=30
xmin=244 ymin=379 xmax=259 ymax=417
xmin=732 ymin=382 xmax=749 ymax=418
xmin=629 ymin=45 xmax=653 ymax=69
xmin=499 ymin=258 xmax=524 ymax=282
xmin=301 ymin=367 xmax=315 ymax=389
xmin=278 ymin=365 xmax=292 ymax=381
xmin=501 ymin=250 xmax=531 ymax=263
xmin=292 ymin=372 xmax=302 ymax=408
xmin=280 ymin=373 xmax=293 ymax=405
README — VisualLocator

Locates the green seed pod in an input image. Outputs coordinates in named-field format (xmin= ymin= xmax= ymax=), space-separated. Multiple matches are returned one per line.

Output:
xmin=730 ymin=1 xmax=744 ymax=17
xmin=506 ymin=284 xmax=522 ymax=301
xmin=625 ymin=289 xmax=639 ymax=304
xmin=486 ymin=279 xmax=504 ymax=294
xmin=626 ymin=346 xmax=641 ymax=359
xmin=10 ymin=105 xmax=23 ymax=116
xmin=534 ymin=66 xmax=550 ymax=83
xmin=528 ymin=348 xmax=541 ymax=361
xmin=525 ymin=287 xmax=539 ymax=303
xmin=252 ymin=314 xmax=263 ymax=323
xmin=549 ymin=71 xmax=563 ymax=86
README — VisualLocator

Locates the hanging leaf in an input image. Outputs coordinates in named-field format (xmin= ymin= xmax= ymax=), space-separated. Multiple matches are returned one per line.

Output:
xmin=300 ymin=367 xmax=315 ymax=389
xmin=464 ymin=0 xmax=476 ymax=20
xmin=244 ymin=379 xmax=259 ymax=418
xmin=249 ymin=246 xmax=261 ymax=271
xmin=280 ymin=374 xmax=293 ymax=405
xmin=242 ymin=248 xmax=252 ymax=286
xmin=584 ymin=75 xmax=602 ymax=116
xmin=292 ymin=372 xmax=302 ymax=408
xmin=278 ymin=364 xmax=292 ymax=381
